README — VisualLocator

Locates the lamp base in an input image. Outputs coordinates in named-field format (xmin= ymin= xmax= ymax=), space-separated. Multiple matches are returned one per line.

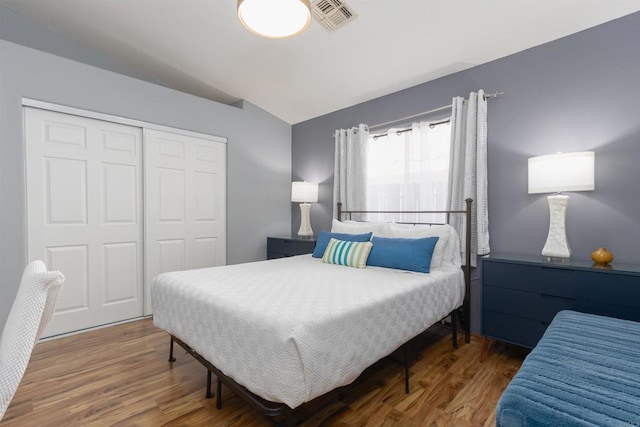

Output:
xmin=541 ymin=194 xmax=571 ymax=259
xmin=298 ymin=203 xmax=313 ymax=238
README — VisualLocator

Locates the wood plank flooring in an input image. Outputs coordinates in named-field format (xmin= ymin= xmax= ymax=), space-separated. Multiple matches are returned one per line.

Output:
xmin=0 ymin=319 xmax=527 ymax=426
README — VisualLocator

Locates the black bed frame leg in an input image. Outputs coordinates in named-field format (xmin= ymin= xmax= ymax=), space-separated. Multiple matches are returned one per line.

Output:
xmin=216 ymin=378 xmax=222 ymax=409
xmin=168 ymin=337 xmax=176 ymax=362
xmin=465 ymin=307 xmax=471 ymax=344
xmin=280 ymin=408 xmax=296 ymax=426
xmin=451 ymin=310 xmax=459 ymax=349
xmin=403 ymin=344 xmax=410 ymax=394
xmin=206 ymin=370 xmax=214 ymax=399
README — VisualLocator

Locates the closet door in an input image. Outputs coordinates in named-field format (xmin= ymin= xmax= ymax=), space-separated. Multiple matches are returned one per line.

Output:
xmin=25 ymin=107 xmax=143 ymax=337
xmin=144 ymin=129 xmax=226 ymax=314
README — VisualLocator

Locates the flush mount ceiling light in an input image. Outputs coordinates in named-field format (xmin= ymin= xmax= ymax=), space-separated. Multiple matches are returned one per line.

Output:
xmin=237 ymin=0 xmax=311 ymax=38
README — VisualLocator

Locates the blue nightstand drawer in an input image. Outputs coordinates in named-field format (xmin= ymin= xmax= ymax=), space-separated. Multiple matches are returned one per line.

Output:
xmin=267 ymin=237 xmax=316 ymax=259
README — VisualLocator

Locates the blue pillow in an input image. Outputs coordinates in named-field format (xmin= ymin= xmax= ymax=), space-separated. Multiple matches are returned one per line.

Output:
xmin=312 ymin=230 xmax=373 ymax=258
xmin=367 ymin=236 xmax=439 ymax=273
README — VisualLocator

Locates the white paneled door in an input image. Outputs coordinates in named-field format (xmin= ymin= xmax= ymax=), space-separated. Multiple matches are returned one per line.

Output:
xmin=25 ymin=107 xmax=144 ymax=337
xmin=144 ymin=129 xmax=226 ymax=315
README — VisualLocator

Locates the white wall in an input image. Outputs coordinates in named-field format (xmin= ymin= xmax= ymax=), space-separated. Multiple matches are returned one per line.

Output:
xmin=0 ymin=39 xmax=291 ymax=330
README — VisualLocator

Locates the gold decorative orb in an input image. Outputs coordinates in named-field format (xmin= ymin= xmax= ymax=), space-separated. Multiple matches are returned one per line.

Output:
xmin=591 ymin=247 xmax=613 ymax=264
xmin=591 ymin=262 xmax=613 ymax=270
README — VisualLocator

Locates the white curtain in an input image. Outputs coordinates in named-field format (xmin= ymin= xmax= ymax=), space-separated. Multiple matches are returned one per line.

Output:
xmin=366 ymin=121 xmax=451 ymax=223
xmin=333 ymin=124 xmax=369 ymax=219
xmin=448 ymin=90 xmax=490 ymax=266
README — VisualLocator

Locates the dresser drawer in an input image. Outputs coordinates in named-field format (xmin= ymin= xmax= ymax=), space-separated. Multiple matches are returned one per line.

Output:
xmin=484 ymin=285 xmax=640 ymax=323
xmin=482 ymin=311 xmax=548 ymax=349
xmin=484 ymin=261 xmax=640 ymax=310
xmin=572 ymin=271 xmax=640 ymax=309
xmin=484 ymin=261 xmax=577 ymax=296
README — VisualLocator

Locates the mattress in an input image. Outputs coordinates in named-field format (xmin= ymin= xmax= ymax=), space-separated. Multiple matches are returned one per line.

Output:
xmin=496 ymin=310 xmax=640 ymax=426
xmin=152 ymin=254 xmax=464 ymax=409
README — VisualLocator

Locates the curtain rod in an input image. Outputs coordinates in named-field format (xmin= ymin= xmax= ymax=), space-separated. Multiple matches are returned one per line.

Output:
xmin=369 ymin=91 xmax=503 ymax=130
xmin=372 ymin=118 xmax=451 ymax=140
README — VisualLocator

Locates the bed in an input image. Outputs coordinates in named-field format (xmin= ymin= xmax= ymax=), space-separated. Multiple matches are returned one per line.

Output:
xmin=152 ymin=201 xmax=472 ymax=423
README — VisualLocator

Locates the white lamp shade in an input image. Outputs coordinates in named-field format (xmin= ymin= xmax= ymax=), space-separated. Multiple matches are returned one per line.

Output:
xmin=291 ymin=181 xmax=318 ymax=203
xmin=528 ymin=151 xmax=595 ymax=194
xmin=237 ymin=0 xmax=311 ymax=38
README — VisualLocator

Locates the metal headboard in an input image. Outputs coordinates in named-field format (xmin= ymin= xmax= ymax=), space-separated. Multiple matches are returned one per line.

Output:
xmin=336 ymin=198 xmax=473 ymax=344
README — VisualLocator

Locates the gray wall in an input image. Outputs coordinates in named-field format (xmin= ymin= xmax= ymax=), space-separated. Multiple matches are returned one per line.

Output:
xmin=0 ymin=10 xmax=291 ymax=329
xmin=0 ymin=4 xmax=165 ymax=89
xmin=292 ymin=12 xmax=640 ymax=333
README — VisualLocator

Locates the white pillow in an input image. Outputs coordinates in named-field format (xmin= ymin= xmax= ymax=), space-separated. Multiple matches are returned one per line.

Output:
xmin=331 ymin=219 xmax=387 ymax=236
xmin=446 ymin=226 xmax=462 ymax=267
xmin=386 ymin=223 xmax=461 ymax=268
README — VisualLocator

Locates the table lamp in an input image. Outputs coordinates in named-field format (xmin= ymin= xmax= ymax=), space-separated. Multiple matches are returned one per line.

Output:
xmin=528 ymin=151 xmax=595 ymax=259
xmin=292 ymin=181 xmax=318 ymax=238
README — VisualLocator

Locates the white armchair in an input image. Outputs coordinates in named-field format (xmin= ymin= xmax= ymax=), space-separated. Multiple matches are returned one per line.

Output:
xmin=0 ymin=260 xmax=64 ymax=420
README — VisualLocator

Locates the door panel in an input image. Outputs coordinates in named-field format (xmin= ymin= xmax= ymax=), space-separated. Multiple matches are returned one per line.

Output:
xmin=194 ymin=238 xmax=218 ymax=269
xmin=102 ymin=163 xmax=138 ymax=223
xmin=158 ymin=167 xmax=186 ymax=221
xmin=26 ymin=107 xmax=143 ymax=337
xmin=103 ymin=242 xmax=139 ymax=304
xmin=43 ymin=119 xmax=87 ymax=148
xmin=45 ymin=245 xmax=89 ymax=313
xmin=195 ymin=172 xmax=217 ymax=220
xmin=45 ymin=157 xmax=88 ymax=224
xmin=144 ymin=129 xmax=226 ymax=314
xmin=158 ymin=239 xmax=186 ymax=273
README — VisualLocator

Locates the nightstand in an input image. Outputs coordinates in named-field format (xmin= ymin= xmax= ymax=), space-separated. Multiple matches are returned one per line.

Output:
xmin=482 ymin=253 xmax=640 ymax=349
xmin=267 ymin=236 xmax=317 ymax=260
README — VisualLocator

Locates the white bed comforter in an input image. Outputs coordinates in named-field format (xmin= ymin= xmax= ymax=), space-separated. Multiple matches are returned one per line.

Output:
xmin=152 ymin=255 xmax=464 ymax=409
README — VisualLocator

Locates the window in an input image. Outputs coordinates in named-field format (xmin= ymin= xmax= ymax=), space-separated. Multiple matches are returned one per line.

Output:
xmin=365 ymin=120 xmax=451 ymax=223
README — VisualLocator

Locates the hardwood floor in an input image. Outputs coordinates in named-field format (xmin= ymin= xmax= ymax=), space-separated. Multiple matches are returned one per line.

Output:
xmin=0 ymin=319 xmax=527 ymax=426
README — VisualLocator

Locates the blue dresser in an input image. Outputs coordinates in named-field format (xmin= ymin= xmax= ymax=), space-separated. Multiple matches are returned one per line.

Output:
xmin=482 ymin=253 xmax=640 ymax=348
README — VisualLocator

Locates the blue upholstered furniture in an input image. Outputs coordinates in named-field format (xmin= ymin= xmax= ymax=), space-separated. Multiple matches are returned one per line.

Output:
xmin=496 ymin=310 xmax=640 ymax=426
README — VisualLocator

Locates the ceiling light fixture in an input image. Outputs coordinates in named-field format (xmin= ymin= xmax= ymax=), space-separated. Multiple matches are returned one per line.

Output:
xmin=237 ymin=0 xmax=311 ymax=38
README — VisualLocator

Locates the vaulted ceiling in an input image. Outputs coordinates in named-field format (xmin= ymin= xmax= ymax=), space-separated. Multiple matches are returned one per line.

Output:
xmin=1 ymin=0 xmax=638 ymax=124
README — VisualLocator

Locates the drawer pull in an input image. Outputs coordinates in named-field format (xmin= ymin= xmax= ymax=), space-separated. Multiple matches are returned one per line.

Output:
xmin=540 ymin=293 xmax=576 ymax=301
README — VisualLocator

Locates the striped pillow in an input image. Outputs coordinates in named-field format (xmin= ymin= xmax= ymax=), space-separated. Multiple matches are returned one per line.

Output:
xmin=321 ymin=238 xmax=373 ymax=268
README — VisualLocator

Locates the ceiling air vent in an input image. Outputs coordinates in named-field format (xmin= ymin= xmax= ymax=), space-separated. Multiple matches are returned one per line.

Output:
xmin=311 ymin=0 xmax=358 ymax=31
